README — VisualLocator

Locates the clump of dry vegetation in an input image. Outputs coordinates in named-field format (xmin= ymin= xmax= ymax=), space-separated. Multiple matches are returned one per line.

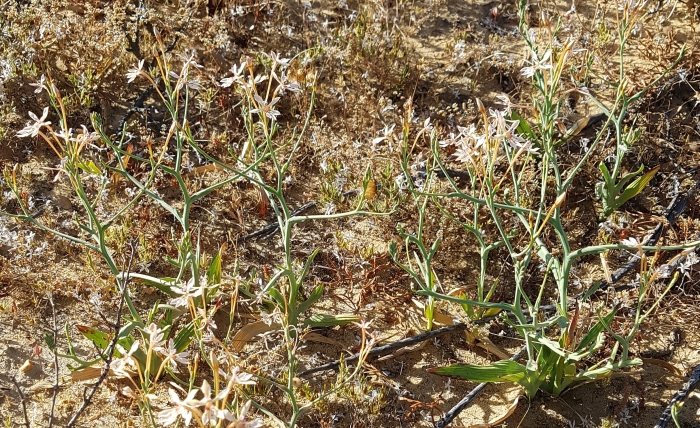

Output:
xmin=1 ymin=0 xmax=700 ymax=427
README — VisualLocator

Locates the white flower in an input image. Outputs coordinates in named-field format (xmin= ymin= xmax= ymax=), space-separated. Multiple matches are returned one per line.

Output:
xmin=228 ymin=400 xmax=263 ymax=428
xmin=508 ymin=135 xmax=539 ymax=155
xmin=29 ymin=74 xmax=46 ymax=94
xmin=275 ymin=72 xmax=301 ymax=94
xmin=520 ymin=49 xmax=553 ymax=78
xmin=221 ymin=63 xmax=246 ymax=88
xmin=655 ymin=264 xmax=673 ymax=279
xmin=197 ymin=307 xmax=218 ymax=341
xmin=453 ymin=134 xmax=485 ymax=164
xmin=353 ymin=319 xmax=373 ymax=330
xmin=371 ymin=124 xmax=396 ymax=151
xmin=621 ymin=237 xmax=640 ymax=247
xmin=169 ymin=70 xmax=201 ymax=91
xmin=126 ymin=59 xmax=145 ymax=83
xmin=495 ymin=93 xmax=515 ymax=114
xmin=144 ymin=323 xmax=166 ymax=349
xmin=53 ymin=128 xmax=74 ymax=143
xmin=110 ymin=340 xmax=140 ymax=378
xmin=75 ymin=124 xmax=100 ymax=145
xmin=158 ymin=388 xmax=199 ymax=426
xmin=155 ymin=338 xmax=190 ymax=370
xmin=170 ymin=277 xmax=205 ymax=307
xmin=221 ymin=367 xmax=257 ymax=387
xmin=196 ymin=380 xmax=232 ymax=426
xmin=269 ymin=51 xmax=291 ymax=68
xmin=457 ymin=123 xmax=477 ymax=139
xmin=16 ymin=107 xmax=51 ymax=138
xmin=423 ymin=117 xmax=433 ymax=132
xmin=679 ymin=252 xmax=699 ymax=279
xmin=250 ymin=94 xmax=281 ymax=120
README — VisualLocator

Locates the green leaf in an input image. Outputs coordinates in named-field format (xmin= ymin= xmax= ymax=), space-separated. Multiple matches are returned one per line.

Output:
xmin=43 ymin=331 xmax=56 ymax=351
xmin=298 ymin=248 xmax=320 ymax=284
xmin=616 ymin=165 xmax=659 ymax=206
xmin=428 ymin=360 xmax=528 ymax=383
xmin=268 ymin=288 xmax=285 ymax=308
xmin=206 ymin=248 xmax=223 ymax=287
xmin=671 ymin=400 xmax=684 ymax=428
xmin=76 ymin=325 xmax=111 ymax=350
xmin=483 ymin=307 xmax=502 ymax=318
xmin=303 ymin=313 xmax=360 ymax=327
xmin=129 ymin=274 xmax=178 ymax=296
xmin=174 ymin=322 xmax=195 ymax=352
xmin=576 ymin=306 xmax=617 ymax=352
xmin=534 ymin=336 xmax=569 ymax=359
xmin=614 ymin=164 xmax=644 ymax=194
xmin=510 ymin=111 xmax=537 ymax=142
xmin=78 ymin=160 xmax=101 ymax=175
xmin=296 ymin=284 xmax=324 ymax=315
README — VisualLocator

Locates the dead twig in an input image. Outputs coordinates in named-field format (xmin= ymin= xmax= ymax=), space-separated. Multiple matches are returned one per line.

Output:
xmin=66 ymin=242 xmax=136 ymax=428
xmin=10 ymin=375 xmax=30 ymax=428
xmin=653 ymin=363 xmax=700 ymax=428
xmin=298 ymin=318 xmax=496 ymax=377
xmin=47 ymin=293 xmax=60 ymax=428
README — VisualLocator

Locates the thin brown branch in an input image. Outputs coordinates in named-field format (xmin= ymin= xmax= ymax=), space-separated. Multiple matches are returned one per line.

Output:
xmin=66 ymin=242 xmax=136 ymax=428
xmin=10 ymin=375 xmax=30 ymax=428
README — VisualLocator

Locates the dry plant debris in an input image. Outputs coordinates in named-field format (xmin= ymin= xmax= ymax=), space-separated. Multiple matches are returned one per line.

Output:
xmin=1 ymin=0 xmax=700 ymax=427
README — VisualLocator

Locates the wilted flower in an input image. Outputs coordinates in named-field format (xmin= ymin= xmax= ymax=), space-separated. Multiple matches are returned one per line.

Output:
xmin=17 ymin=107 xmax=51 ymax=138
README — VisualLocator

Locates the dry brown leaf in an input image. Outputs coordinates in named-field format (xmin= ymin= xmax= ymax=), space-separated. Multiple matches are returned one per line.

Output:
xmin=476 ymin=336 xmax=510 ymax=360
xmin=231 ymin=321 xmax=281 ymax=352
xmin=69 ymin=366 xmax=104 ymax=382
xmin=640 ymin=357 xmax=684 ymax=377
xmin=432 ymin=310 xmax=455 ymax=326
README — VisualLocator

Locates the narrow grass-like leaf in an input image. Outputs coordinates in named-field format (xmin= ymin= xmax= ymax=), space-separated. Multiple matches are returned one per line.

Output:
xmin=428 ymin=360 xmax=527 ymax=383
xmin=303 ymin=314 xmax=360 ymax=327
xmin=296 ymin=284 xmax=324 ymax=315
